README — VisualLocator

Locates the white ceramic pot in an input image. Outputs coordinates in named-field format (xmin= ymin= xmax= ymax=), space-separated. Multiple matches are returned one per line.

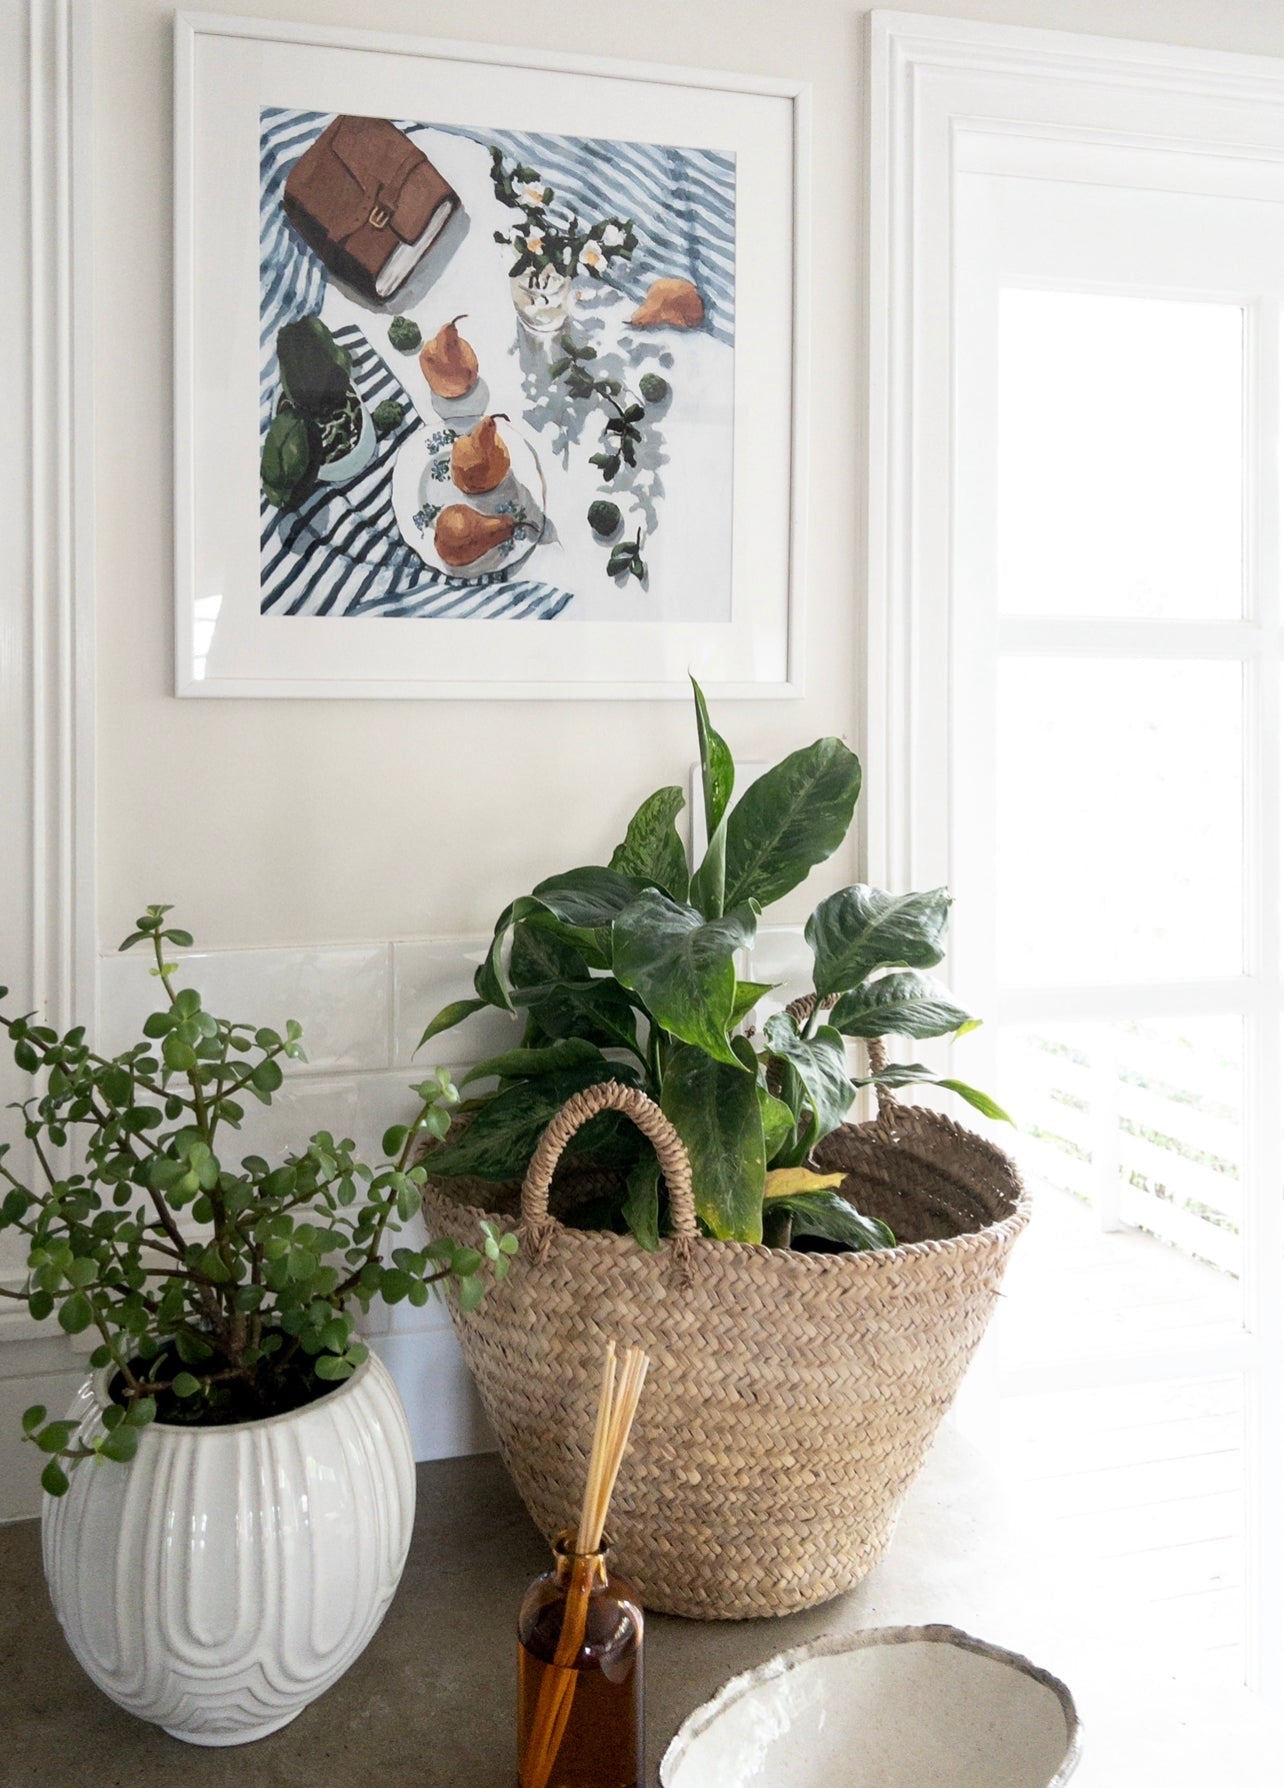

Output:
xmin=42 ymin=1353 xmax=415 ymax=1746
xmin=660 ymin=1625 xmax=1081 ymax=1788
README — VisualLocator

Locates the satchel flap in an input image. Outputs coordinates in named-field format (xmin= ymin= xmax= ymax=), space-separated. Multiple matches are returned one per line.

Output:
xmin=283 ymin=117 xmax=370 ymax=242
xmin=328 ymin=115 xmax=451 ymax=245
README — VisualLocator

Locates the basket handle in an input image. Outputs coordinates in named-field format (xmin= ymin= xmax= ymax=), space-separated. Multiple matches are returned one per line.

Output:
xmin=784 ymin=993 xmax=897 ymax=1116
xmin=520 ymin=1080 xmax=699 ymax=1266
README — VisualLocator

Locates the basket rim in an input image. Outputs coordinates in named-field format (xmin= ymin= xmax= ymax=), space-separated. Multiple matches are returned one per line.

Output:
xmin=421 ymin=1105 xmax=1031 ymax=1277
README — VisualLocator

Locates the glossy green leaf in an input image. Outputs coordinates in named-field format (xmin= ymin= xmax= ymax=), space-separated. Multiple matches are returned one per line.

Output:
xmin=722 ymin=738 xmax=862 ymax=913
xmin=612 ymin=891 xmax=757 ymax=1068
xmin=41 ymin=1459 xmax=70 ymax=1497
xmin=461 ymin=1038 xmax=605 ymax=1088
xmin=621 ymin=1156 xmax=661 ymax=1251
xmin=762 ymin=1012 xmax=856 ymax=1152
xmin=771 ymin=1190 xmax=895 ymax=1252
xmin=425 ymin=1062 xmax=627 ymax=1181
xmin=661 ymin=1043 xmax=764 ymax=1242
xmin=830 ymin=970 xmax=973 ymax=1040
xmin=415 ymin=997 xmax=488 ymax=1054
xmin=806 ymin=885 xmax=951 ymax=996
xmin=756 ymin=1084 xmax=796 ymax=1164
xmin=691 ymin=676 xmax=734 ymax=843
xmin=517 ymin=976 xmax=643 ymax=1058
xmin=608 ymin=786 xmax=690 ymax=902
xmin=938 ymin=1079 xmax=1013 ymax=1123
xmin=729 ymin=979 xmax=776 ymax=1028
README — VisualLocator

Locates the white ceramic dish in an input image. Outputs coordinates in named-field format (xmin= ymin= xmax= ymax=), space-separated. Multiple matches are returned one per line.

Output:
xmin=391 ymin=413 xmax=547 ymax=580
xmin=660 ymin=1625 xmax=1081 ymax=1788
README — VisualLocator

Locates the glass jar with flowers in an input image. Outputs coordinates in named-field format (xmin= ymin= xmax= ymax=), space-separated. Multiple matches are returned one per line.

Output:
xmin=490 ymin=147 xmax=638 ymax=335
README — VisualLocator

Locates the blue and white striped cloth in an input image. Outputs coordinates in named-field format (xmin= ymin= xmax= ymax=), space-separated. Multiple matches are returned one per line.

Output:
xmin=258 ymin=107 xmax=735 ymax=621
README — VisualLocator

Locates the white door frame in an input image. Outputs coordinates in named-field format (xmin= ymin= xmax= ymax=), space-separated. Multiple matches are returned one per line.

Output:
xmin=866 ymin=7 xmax=1284 ymax=1697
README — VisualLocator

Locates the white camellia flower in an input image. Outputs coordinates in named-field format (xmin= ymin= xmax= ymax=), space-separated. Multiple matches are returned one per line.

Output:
xmin=580 ymin=242 xmax=606 ymax=273
xmin=524 ymin=227 xmax=545 ymax=254
xmin=600 ymin=222 xmax=626 ymax=250
xmin=519 ymin=181 xmax=547 ymax=207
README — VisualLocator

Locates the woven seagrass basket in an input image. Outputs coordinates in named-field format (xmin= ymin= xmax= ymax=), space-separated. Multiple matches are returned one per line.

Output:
xmin=421 ymin=1063 xmax=1029 ymax=1621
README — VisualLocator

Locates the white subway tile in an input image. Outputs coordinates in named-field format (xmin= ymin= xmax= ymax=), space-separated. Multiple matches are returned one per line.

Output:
xmin=98 ymin=944 xmax=392 ymax=1073
xmin=392 ymin=938 xmax=521 ymax=1069
xmin=372 ymin=1328 xmax=494 ymax=1461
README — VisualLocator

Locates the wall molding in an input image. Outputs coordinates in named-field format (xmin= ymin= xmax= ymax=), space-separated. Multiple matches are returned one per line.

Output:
xmin=2 ymin=1 xmax=96 ymax=1349
xmin=864 ymin=6 xmax=1284 ymax=898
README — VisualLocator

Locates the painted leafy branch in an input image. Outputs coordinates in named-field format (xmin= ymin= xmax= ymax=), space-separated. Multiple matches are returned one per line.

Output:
xmin=490 ymin=147 xmax=638 ymax=279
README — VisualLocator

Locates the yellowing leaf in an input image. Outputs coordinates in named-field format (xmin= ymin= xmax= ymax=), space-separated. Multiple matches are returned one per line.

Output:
xmin=764 ymin=1167 xmax=847 ymax=1200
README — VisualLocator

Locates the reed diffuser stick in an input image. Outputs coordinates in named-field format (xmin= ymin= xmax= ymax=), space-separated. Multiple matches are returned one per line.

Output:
xmin=522 ymin=1339 xmax=649 ymax=1788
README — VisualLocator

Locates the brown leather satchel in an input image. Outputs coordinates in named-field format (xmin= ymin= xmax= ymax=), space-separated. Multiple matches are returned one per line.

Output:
xmin=283 ymin=115 xmax=460 ymax=304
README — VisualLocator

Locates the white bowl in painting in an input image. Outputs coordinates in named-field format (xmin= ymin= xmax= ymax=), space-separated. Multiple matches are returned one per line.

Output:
xmin=315 ymin=395 xmax=376 ymax=484
xmin=660 ymin=1625 xmax=1081 ymax=1788
xmin=391 ymin=413 xmax=547 ymax=581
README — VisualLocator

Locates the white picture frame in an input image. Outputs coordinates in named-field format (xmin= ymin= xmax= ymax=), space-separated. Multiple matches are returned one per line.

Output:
xmin=174 ymin=11 xmax=810 ymax=699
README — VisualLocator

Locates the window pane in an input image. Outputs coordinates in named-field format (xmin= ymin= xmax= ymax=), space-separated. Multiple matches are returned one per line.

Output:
xmin=997 ymin=659 xmax=1243 ymax=984
xmin=998 ymin=290 xmax=1243 ymax=619
xmin=997 ymin=1017 xmax=1245 ymax=1295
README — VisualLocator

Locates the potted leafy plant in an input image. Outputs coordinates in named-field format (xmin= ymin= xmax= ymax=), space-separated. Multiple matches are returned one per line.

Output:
xmin=0 ymin=909 xmax=508 ymax=1745
xmin=418 ymin=682 xmax=1028 ymax=1619
xmin=260 ymin=314 xmax=377 ymax=508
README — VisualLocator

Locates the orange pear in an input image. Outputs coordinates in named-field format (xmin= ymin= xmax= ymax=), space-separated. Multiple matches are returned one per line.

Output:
xmin=630 ymin=277 xmax=704 ymax=329
xmin=451 ymin=414 xmax=511 ymax=495
xmin=434 ymin=504 xmax=516 ymax=567
xmin=419 ymin=315 xmax=479 ymax=399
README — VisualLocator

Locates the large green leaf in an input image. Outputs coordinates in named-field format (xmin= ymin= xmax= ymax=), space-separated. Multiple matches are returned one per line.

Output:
xmin=722 ymin=738 xmax=862 ymax=912
xmin=830 ymin=970 xmax=973 ymax=1040
xmin=532 ymin=866 xmax=645 ymax=938
xmin=853 ymin=1059 xmax=1013 ymax=1124
xmin=517 ymin=977 xmax=643 ymax=1059
xmin=621 ymin=1156 xmax=661 ymax=1251
xmin=609 ymin=787 xmax=690 ymax=902
xmin=691 ymin=676 xmax=734 ymax=844
xmin=805 ymin=885 xmax=951 ymax=997
xmin=425 ymin=1061 xmax=633 ymax=1180
xmin=415 ymin=997 xmax=489 ymax=1055
xmin=612 ymin=891 xmax=757 ymax=1068
xmin=476 ymin=871 xmax=644 ymax=1010
xmin=762 ymin=1011 xmax=856 ymax=1153
xmin=460 ymin=1038 xmax=605 ymax=1088
xmin=661 ymin=1043 xmax=764 ymax=1242
xmin=770 ymin=1190 xmax=895 ymax=1252
xmin=689 ymin=812 xmax=727 ymax=920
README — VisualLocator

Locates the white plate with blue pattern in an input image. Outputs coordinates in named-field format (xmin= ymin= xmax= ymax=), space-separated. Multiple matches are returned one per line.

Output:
xmin=391 ymin=414 xmax=548 ymax=580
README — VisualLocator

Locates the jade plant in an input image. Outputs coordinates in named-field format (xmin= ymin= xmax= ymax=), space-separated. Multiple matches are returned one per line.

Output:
xmin=0 ymin=909 xmax=508 ymax=1495
xmin=418 ymin=681 xmax=1007 ymax=1254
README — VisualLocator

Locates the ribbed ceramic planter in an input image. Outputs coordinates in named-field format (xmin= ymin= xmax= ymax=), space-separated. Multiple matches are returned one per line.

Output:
xmin=42 ymin=1353 xmax=415 ymax=1746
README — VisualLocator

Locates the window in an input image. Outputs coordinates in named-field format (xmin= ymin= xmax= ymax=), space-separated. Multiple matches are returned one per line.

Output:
xmin=870 ymin=14 xmax=1284 ymax=1706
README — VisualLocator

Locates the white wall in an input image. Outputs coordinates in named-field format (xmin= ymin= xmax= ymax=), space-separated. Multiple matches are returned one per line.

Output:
xmin=7 ymin=0 xmax=1284 ymax=1517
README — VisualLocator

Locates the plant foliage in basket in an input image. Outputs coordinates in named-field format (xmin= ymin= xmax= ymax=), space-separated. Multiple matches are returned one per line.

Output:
xmin=0 ymin=910 xmax=508 ymax=1494
xmin=418 ymin=682 xmax=1008 ymax=1254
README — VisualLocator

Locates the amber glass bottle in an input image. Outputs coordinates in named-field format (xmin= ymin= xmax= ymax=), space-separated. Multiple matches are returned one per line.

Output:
xmin=517 ymin=1533 xmax=644 ymax=1788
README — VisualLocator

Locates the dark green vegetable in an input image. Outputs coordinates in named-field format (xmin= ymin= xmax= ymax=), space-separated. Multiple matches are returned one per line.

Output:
xmin=388 ymin=315 xmax=422 ymax=353
xmin=588 ymin=499 xmax=622 ymax=537
xmin=373 ymin=398 xmax=407 ymax=436
xmin=639 ymin=372 xmax=669 ymax=404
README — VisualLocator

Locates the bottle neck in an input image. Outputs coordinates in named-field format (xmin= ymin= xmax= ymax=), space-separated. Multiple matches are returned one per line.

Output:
xmin=553 ymin=1530 xmax=610 ymax=1592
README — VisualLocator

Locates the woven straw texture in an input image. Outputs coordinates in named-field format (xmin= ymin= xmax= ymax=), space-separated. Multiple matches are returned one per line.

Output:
xmin=421 ymin=1074 xmax=1029 ymax=1620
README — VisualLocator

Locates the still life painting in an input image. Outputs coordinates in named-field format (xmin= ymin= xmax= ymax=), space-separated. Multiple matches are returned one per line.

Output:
xmin=258 ymin=108 xmax=736 ymax=623
xmin=176 ymin=16 xmax=802 ymax=695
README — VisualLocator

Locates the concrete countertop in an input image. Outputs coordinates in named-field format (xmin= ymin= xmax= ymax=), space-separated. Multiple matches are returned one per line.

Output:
xmin=1 ymin=1429 xmax=1279 ymax=1785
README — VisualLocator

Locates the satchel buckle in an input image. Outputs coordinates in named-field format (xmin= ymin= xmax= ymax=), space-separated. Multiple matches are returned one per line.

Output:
xmin=368 ymin=202 xmax=392 ymax=230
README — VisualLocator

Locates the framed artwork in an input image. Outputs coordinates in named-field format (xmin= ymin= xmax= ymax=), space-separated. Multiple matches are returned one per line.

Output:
xmin=174 ymin=14 xmax=809 ymax=697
